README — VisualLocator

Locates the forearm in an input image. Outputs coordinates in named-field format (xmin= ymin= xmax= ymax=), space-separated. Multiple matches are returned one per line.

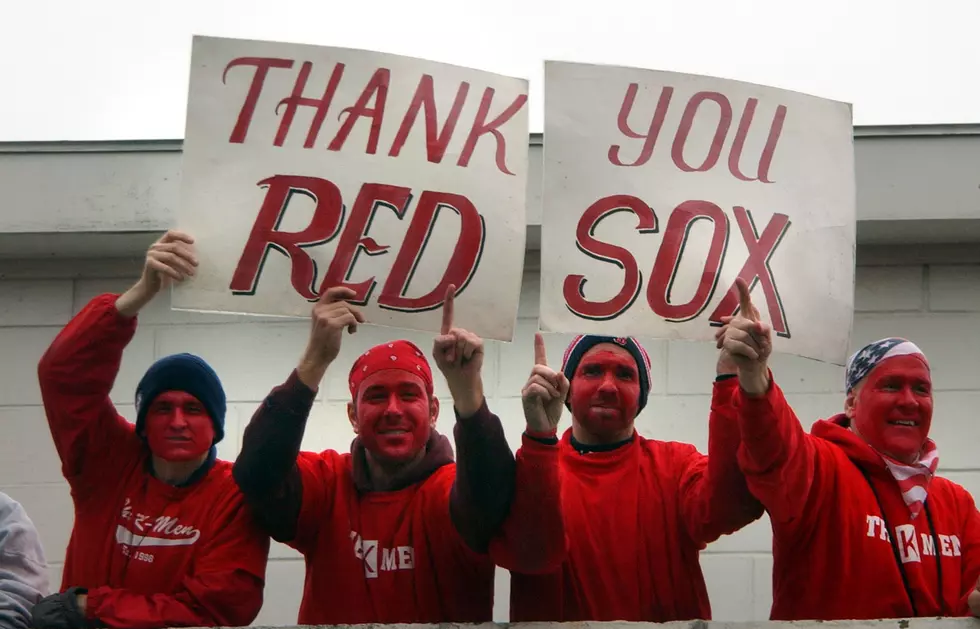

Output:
xmin=449 ymin=400 xmax=515 ymax=552
xmin=232 ymin=369 xmax=315 ymax=541
xmin=86 ymin=578 xmax=262 ymax=629
xmin=735 ymin=377 xmax=815 ymax=522
xmin=684 ymin=377 xmax=764 ymax=544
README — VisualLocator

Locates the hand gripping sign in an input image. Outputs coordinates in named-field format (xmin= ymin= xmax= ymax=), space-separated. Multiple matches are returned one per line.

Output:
xmin=539 ymin=61 xmax=856 ymax=365
xmin=173 ymin=36 xmax=529 ymax=341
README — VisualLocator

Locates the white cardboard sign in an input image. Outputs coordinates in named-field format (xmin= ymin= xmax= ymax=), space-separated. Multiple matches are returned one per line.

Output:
xmin=540 ymin=61 xmax=856 ymax=365
xmin=173 ymin=36 xmax=529 ymax=341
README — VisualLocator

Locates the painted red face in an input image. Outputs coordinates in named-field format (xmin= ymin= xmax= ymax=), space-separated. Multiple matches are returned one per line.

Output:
xmin=852 ymin=355 xmax=933 ymax=463
xmin=144 ymin=391 xmax=215 ymax=462
xmin=353 ymin=369 xmax=434 ymax=462
xmin=569 ymin=344 xmax=641 ymax=439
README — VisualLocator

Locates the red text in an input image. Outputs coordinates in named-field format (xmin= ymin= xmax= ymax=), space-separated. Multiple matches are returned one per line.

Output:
xmin=230 ymin=175 xmax=486 ymax=312
xmin=222 ymin=58 xmax=526 ymax=176
xmin=608 ymin=84 xmax=787 ymax=183
xmin=563 ymin=195 xmax=791 ymax=336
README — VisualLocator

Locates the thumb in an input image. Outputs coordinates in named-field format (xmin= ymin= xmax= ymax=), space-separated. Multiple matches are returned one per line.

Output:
xmin=533 ymin=332 xmax=548 ymax=366
xmin=735 ymin=277 xmax=759 ymax=323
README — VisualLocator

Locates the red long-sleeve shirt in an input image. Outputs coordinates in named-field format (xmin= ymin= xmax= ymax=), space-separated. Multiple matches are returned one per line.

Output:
xmin=735 ymin=378 xmax=980 ymax=620
xmin=37 ymin=294 xmax=270 ymax=628
xmin=509 ymin=377 xmax=763 ymax=621
xmin=233 ymin=370 xmax=563 ymax=624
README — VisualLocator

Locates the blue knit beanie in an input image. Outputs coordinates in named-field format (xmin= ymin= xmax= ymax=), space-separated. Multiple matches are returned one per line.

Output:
xmin=561 ymin=335 xmax=653 ymax=416
xmin=134 ymin=353 xmax=226 ymax=443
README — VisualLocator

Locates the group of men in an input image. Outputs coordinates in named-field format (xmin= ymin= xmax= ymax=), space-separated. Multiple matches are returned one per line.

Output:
xmin=1 ymin=229 xmax=978 ymax=628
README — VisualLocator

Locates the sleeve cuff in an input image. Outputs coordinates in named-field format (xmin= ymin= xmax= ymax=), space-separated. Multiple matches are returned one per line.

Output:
xmin=522 ymin=431 xmax=560 ymax=448
xmin=454 ymin=397 xmax=491 ymax=423
xmin=268 ymin=370 xmax=318 ymax=412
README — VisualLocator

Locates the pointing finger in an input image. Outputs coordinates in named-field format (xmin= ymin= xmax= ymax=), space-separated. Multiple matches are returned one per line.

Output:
xmin=735 ymin=277 xmax=759 ymax=323
xmin=441 ymin=284 xmax=456 ymax=335
xmin=534 ymin=332 xmax=548 ymax=366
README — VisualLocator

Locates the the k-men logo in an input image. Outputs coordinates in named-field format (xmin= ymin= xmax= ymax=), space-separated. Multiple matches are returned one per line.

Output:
xmin=866 ymin=515 xmax=962 ymax=564
xmin=350 ymin=530 xmax=415 ymax=578
xmin=117 ymin=498 xmax=202 ymax=548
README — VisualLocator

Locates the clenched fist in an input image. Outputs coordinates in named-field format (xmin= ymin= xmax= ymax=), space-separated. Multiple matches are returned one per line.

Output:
xmin=521 ymin=333 xmax=569 ymax=434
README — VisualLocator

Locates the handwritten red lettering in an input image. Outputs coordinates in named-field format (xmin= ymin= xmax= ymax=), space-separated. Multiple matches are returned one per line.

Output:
xmin=561 ymin=196 xmax=790 ymax=336
xmin=221 ymin=60 xmax=523 ymax=176
xmin=562 ymin=195 xmax=659 ymax=320
xmin=708 ymin=206 xmax=790 ymax=335
xmin=229 ymin=175 xmax=345 ymax=299
xmin=389 ymin=75 xmax=470 ymax=164
xmin=647 ymin=200 xmax=728 ymax=321
xmin=230 ymin=177 xmax=485 ymax=311
xmin=224 ymin=57 xmax=295 ymax=143
xmin=379 ymin=191 xmax=486 ymax=312
xmin=607 ymin=84 xmax=786 ymax=182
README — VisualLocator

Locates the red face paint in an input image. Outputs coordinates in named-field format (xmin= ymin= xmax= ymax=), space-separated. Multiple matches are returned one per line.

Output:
xmin=852 ymin=355 xmax=933 ymax=463
xmin=569 ymin=344 xmax=641 ymax=440
xmin=144 ymin=391 xmax=215 ymax=462
xmin=354 ymin=369 xmax=434 ymax=462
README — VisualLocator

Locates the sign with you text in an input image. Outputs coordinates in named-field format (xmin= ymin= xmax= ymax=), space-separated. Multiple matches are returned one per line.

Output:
xmin=540 ymin=61 xmax=856 ymax=364
xmin=174 ymin=36 xmax=529 ymax=341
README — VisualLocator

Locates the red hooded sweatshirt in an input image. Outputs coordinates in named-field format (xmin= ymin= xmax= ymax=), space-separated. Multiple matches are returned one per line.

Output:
xmin=508 ymin=377 xmax=763 ymax=622
xmin=735 ymin=379 xmax=980 ymax=620
xmin=233 ymin=371 xmax=562 ymax=624
xmin=37 ymin=294 xmax=271 ymax=628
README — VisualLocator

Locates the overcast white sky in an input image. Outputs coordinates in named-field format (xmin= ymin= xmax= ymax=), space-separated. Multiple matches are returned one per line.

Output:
xmin=1 ymin=0 xmax=977 ymax=141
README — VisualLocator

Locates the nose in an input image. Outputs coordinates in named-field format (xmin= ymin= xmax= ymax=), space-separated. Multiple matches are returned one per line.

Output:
xmin=598 ymin=373 xmax=618 ymax=393
xmin=896 ymin=386 xmax=917 ymax=408
xmin=384 ymin=394 xmax=403 ymax=416
xmin=169 ymin=409 xmax=190 ymax=428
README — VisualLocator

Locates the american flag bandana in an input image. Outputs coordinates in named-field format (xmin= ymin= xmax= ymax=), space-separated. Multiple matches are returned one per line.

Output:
xmin=845 ymin=338 xmax=929 ymax=393
xmin=880 ymin=440 xmax=940 ymax=519
xmin=846 ymin=337 xmax=937 ymax=517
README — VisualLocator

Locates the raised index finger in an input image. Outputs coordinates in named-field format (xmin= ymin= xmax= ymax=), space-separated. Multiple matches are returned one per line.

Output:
xmin=441 ymin=284 xmax=456 ymax=335
xmin=735 ymin=277 xmax=759 ymax=322
xmin=533 ymin=332 xmax=548 ymax=366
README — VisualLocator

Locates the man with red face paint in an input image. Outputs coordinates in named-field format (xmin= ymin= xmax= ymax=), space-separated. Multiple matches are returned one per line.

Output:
xmin=232 ymin=284 xmax=557 ymax=623
xmin=32 ymin=230 xmax=270 ymax=629
xmin=506 ymin=329 xmax=764 ymax=622
xmin=720 ymin=279 xmax=980 ymax=620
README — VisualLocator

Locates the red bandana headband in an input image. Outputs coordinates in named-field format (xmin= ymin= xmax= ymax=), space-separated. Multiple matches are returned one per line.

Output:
xmin=348 ymin=340 xmax=434 ymax=398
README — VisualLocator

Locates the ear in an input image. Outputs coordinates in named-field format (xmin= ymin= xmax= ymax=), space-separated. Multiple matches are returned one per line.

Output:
xmin=429 ymin=395 xmax=440 ymax=428
xmin=346 ymin=402 xmax=358 ymax=433
xmin=844 ymin=390 xmax=857 ymax=420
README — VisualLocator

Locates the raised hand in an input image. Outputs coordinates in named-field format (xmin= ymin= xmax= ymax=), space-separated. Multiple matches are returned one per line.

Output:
xmin=521 ymin=332 xmax=570 ymax=434
xmin=432 ymin=285 xmax=485 ymax=417
xmin=116 ymin=230 xmax=198 ymax=317
xmin=714 ymin=278 xmax=772 ymax=395
xmin=297 ymin=286 xmax=365 ymax=388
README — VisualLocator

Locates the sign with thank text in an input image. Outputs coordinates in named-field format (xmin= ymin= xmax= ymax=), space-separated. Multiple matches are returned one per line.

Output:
xmin=174 ymin=36 xmax=529 ymax=341
xmin=540 ymin=61 xmax=856 ymax=364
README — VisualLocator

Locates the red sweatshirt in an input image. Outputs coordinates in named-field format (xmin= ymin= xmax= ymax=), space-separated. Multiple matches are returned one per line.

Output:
xmin=233 ymin=372 xmax=562 ymax=624
xmin=37 ymin=294 xmax=270 ymax=629
xmin=735 ymin=379 xmax=980 ymax=620
xmin=509 ymin=377 xmax=763 ymax=622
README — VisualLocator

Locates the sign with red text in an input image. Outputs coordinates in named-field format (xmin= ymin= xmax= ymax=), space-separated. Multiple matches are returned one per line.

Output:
xmin=172 ymin=36 xmax=529 ymax=341
xmin=540 ymin=61 xmax=855 ymax=364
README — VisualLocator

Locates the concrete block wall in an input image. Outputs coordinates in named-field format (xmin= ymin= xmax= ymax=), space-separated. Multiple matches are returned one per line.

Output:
xmin=1 ymin=258 xmax=978 ymax=625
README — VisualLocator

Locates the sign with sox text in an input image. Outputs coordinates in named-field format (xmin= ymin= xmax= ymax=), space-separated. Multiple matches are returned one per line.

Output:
xmin=173 ymin=36 xmax=529 ymax=341
xmin=540 ymin=61 xmax=856 ymax=364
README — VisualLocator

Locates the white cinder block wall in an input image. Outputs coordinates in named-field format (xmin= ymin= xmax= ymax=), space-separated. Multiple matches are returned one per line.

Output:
xmin=2 ymin=256 xmax=979 ymax=624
